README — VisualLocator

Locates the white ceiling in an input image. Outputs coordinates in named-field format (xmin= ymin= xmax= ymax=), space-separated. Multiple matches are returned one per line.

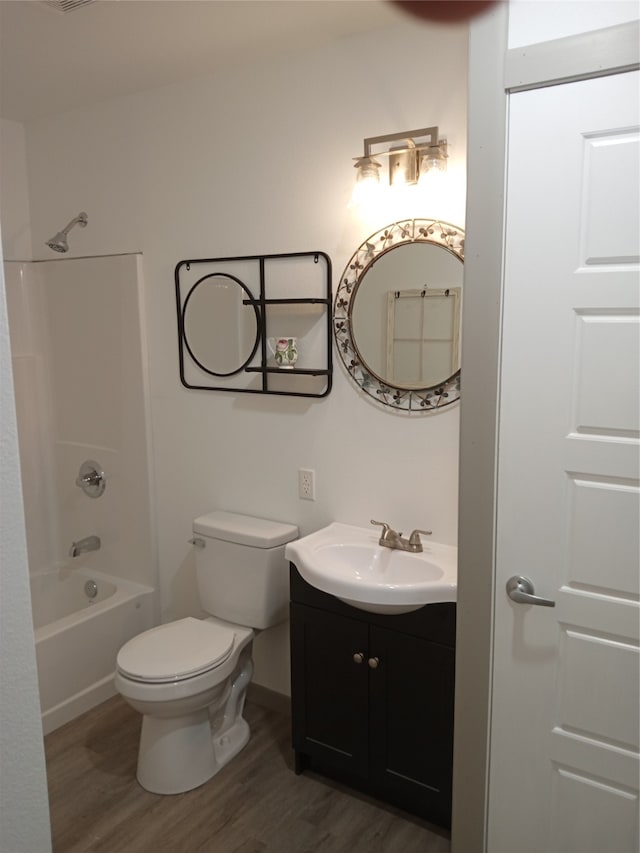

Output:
xmin=0 ymin=0 xmax=405 ymax=122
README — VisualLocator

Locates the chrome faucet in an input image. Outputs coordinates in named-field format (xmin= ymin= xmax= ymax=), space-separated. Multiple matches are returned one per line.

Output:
xmin=371 ymin=520 xmax=432 ymax=553
xmin=69 ymin=535 xmax=101 ymax=558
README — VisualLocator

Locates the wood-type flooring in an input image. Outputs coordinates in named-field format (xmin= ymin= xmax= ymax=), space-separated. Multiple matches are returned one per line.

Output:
xmin=44 ymin=696 xmax=450 ymax=853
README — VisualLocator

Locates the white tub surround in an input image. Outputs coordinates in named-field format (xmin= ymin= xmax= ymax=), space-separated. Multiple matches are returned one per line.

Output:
xmin=31 ymin=568 xmax=155 ymax=734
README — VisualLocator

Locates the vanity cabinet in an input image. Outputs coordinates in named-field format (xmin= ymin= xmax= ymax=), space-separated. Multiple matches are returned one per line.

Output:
xmin=289 ymin=565 xmax=455 ymax=829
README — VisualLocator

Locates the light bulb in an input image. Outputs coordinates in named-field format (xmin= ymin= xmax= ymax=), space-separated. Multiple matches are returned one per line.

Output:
xmin=418 ymin=145 xmax=447 ymax=186
xmin=351 ymin=156 xmax=381 ymax=206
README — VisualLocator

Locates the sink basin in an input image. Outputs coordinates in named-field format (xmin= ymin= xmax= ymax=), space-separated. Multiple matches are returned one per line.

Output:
xmin=285 ymin=522 xmax=457 ymax=614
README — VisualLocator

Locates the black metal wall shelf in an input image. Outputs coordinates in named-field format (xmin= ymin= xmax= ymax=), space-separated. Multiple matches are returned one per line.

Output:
xmin=175 ymin=251 xmax=332 ymax=398
xmin=246 ymin=367 xmax=331 ymax=376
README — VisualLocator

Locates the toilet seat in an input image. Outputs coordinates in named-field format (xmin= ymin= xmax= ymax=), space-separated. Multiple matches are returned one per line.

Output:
xmin=117 ymin=617 xmax=235 ymax=683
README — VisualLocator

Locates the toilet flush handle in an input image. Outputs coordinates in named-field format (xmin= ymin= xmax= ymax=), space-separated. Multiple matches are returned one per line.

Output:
xmin=188 ymin=537 xmax=206 ymax=548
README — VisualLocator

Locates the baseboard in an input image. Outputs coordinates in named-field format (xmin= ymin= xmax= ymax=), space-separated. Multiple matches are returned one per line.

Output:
xmin=247 ymin=683 xmax=291 ymax=717
xmin=42 ymin=673 xmax=117 ymax=735
xmin=42 ymin=677 xmax=290 ymax=734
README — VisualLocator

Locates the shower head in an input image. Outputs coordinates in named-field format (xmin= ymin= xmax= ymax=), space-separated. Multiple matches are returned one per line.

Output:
xmin=45 ymin=211 xmax=88 ymax=253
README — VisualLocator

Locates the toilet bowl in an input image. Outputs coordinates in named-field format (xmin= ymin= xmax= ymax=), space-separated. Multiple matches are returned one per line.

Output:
xmin=116 ymin=616 xmax=254 ymax=794
xmin=114 ymin=511 xmax=298 ymax=795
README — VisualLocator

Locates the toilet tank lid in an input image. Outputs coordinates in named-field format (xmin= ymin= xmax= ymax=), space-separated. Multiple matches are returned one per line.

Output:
xmin=193 ymin=511 xmax=298 ymax=548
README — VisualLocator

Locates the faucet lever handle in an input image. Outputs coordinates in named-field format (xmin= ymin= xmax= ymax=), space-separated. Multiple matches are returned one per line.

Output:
xmin=409 ymin=528 xmax=432 ymax=546
xmin=371 ymin=519 xmax=391 ymax=536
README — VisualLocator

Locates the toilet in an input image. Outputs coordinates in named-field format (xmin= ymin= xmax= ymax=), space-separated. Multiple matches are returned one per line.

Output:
xmin=114 ymin=510 xmax=298 ymax=795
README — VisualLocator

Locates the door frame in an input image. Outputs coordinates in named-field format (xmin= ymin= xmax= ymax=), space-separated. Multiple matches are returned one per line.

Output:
xmin=453 ymin=9 xmax=640 ymax=852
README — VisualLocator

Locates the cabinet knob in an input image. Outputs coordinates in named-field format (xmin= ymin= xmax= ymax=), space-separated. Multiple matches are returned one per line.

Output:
xmin=368 ymin=656 xmax=380 ymax=669
xmin=353 ymin=652 xmax=365 ymax=664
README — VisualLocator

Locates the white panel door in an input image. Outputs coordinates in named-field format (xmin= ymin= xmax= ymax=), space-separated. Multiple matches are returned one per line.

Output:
xmin=489 ymin=71 xmax=639 ymax=853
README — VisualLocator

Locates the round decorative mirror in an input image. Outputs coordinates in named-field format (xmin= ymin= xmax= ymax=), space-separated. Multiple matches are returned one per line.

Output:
xmin=182 ymin=273 xmax=260 ymax=377
xmin=334 ymin=219 xmax=464 ymax=411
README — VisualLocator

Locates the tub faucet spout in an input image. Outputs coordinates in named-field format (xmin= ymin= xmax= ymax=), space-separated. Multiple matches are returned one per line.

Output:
xmin=69 ymin=535 xmax=101 ymax=557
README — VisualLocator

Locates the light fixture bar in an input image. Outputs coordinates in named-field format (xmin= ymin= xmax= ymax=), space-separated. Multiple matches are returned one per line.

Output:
xmin=354 ymin=126 xmax=447 ymax=189
xmin=352 ymin=126 xmax=448 ymax=198
xmin=363 ymin=126 xmax=440 ymax=158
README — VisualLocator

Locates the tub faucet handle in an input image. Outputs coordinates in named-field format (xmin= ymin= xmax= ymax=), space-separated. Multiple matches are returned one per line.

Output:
xmin=75 ymin=460 xmax=106 ymax=498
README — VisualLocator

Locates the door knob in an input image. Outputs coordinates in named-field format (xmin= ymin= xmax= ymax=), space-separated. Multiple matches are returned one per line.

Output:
xmin=353 ymin=652 xmax=364 ymax=664
xmin=506 ymin=575 xmax=555 ymax=607
xmin=368 ymin=657 xmax=380 ymax=669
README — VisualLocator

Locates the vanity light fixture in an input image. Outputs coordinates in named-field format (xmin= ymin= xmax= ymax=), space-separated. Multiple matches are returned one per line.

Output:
xmin=353 ymin=126 xmax=447 ymax=195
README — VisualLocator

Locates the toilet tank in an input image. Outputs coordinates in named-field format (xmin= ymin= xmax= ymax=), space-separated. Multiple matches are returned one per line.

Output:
xmin=192 ymin=511 xmax=298 ymax=630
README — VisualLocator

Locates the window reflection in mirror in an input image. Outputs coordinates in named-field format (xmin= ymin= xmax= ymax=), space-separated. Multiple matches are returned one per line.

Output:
xmin=387 ymin=286 xmax=461 ymax=387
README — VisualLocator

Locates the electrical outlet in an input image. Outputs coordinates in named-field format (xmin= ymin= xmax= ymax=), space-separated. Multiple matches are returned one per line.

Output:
xmin=298 ymin=468 xmax=316 ymax=501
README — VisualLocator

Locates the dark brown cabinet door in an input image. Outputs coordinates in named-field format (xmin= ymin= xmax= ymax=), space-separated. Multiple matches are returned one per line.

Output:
xmin=368 ymin=625 xmax=454 ymax=827
xmin=290 ymin=603 xmax=369 ymax=777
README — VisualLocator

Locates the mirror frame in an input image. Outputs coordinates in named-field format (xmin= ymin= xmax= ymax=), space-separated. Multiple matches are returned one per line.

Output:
xmin=334 ymin=218 xmax=465 ymax=412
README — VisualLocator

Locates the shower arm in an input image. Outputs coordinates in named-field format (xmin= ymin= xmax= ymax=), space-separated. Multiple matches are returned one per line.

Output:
xmin=61 ymin=212 xmax=88 ymax=236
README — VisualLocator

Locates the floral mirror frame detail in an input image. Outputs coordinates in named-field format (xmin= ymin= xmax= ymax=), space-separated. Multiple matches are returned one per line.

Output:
xmin=334 ymin=218 xmax=465 ymax=412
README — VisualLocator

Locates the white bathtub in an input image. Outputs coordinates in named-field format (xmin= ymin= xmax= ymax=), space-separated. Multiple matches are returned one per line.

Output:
xmin=31 ymin=568 xmax=155 ymax=734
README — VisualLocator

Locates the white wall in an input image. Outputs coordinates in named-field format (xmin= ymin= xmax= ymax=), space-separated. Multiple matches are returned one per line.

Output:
xmin=13 ymin=19 xmax=468 ymax=695
xmin=0 ymin=119 xmax=32 ymax=259
xmin=0 ymin=254 xmax=51 ymax=850
xmin=508 ymin=0 xmax=639 ymax=47
xmin=3 ymin=262 xmax=56 ymax=574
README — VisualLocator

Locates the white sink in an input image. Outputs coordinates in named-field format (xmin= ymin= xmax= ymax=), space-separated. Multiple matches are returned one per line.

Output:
xmin=285 ymin=522 xmax=457 ymax=614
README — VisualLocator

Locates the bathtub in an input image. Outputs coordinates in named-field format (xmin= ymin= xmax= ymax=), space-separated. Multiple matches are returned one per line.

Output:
xmin=31 ymin=568 xmax=155 ymax=734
